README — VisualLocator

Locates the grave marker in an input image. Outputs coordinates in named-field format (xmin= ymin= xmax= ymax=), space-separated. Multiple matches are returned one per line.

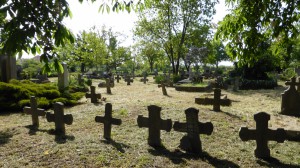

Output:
xmin=173 ymin=108 xmax=213 ymax=154
xmin=115 ymin=74 xmax=121 ymax=83
xmin=158 ymin=82 xmax=167 ymax=95
xmin=239 ymin=112 xmax=286 ymax=158
xmin=105 ymin=78 xmax=112 ymax=94
xmin=281 ymin=77 xmax=300 ymax=116
xmin=58 ymin=62 xmax=69 ymax=93
xmin=24 ymin=96 xmax=46 ymax=127
xmin=141 ymin=74 xmax=149 ymax=84
xmin=0 ymin=55 xmax=17 ymax=82
xmin=46 ymin=102 xmax=73 ymax=134
xmin=195 ymin=88 xmax=231 ymax=111
xmin=137 ymin=105 xmax=172 ymax=147
xmin=95 ymin=103 xmax=122 ymax=140
xmin=125 ymin=75 xmax=133 ymax=85
xmin=86 ymin=86 xmax=101 ymax=103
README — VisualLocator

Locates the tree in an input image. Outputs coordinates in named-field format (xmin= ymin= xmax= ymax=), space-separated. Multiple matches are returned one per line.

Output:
xmin=207 ymin=40 xmax=230 ymax=68
xmin=185 ymin=46 xmax=209 ymax=71
xmin=216 ymin=0 xmax=300 ymax=66
xmin=134 ymin=0 xmax=216 ymax=74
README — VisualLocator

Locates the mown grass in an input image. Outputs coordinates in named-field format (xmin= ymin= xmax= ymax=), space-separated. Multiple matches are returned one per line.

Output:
xmin=0 ymin=78 xmax=299 ymax=167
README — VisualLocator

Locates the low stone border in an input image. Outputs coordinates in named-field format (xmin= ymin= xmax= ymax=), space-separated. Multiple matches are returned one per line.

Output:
xmin=174 ymin=85 xmax=212 ymax=92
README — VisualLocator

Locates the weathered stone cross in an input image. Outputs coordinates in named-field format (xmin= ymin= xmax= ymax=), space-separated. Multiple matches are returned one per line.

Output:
xmin=105 ymin=78 xmax=112 ymax=94
xmin=125 ymin=76 xmax=133 ymax=85
xmin=239 ymin=112 xmax=286 ymax=158
xmin=86 ymin=86 xmax=101 ymax=103
xmin=115 ymin=74 xmax=121 ymax=83
xmin=213 ymin=88 xmax=221 ymax=111
xmin=141 ymin=75 xmax=148 ymax=84
xmin=24 ymin=96 xmax=46 ymax=128
xmin=137 ymin=105 xmax=172 ymax=147
xmin=173 ymin=108 xmax=213 ymax=154
xmin=95 ymin=103 xmax=122 ymax=140
xmin=158 ymin=82 xmax=167 ymax=95
xmin=46 ymin=102 xmax=73 ymax=135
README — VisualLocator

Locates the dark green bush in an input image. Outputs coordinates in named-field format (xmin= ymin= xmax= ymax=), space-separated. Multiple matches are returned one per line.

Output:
xmin=40 ymin=90 xmax=61 ymax=99
xmin=239 ymin=79 xmax=278 ymax=90
xmin=173 ymin=75 xmax=181 ymax=83
xmin=154 ymin=75 xmax=164 ymax=84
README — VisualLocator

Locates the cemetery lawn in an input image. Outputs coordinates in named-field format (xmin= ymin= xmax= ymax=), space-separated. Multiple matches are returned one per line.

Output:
xmin=0 ymin=78 xmax=300 ymax=167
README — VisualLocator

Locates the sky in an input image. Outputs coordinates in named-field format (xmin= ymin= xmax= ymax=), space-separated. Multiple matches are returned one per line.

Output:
xmin=23 ymin=0 xmax=231 ymax=65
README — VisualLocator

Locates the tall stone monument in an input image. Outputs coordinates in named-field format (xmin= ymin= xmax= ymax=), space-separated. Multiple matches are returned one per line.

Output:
xmin=0 ymin=55 xmax=16 ymax=82
xmin=58 ymin=62 xmax=69 ymax=93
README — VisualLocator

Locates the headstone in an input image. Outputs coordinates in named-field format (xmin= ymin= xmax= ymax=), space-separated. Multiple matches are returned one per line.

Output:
xmin=281 ymin=77 xmax=300 ymax=116
xmin=173 ymin=108 xmax=213 ymax=154
xmin=141 ymin=74 xmax=148 ymax=84
xmin=24 ymin=96 xmax=46 ymax=128
xmin=36 ymin=73 xmax=50 ymax=83
xmin=158 ymin=82 xmax=167 ymax=95
xmin=86 ymin=86 xmax=101 ymax=103
xmin=105 ymin=78 xmax=112 ymax=94
xmin=95 ymin=103 xmax=122 ymax=140
xmin=115 ymin=74 xmax=121 ymax=83
xmin=213 ymin=88 xmax=221 ymax=111
xmin=0 ymin=55 xmax=17 ymax=82
xmin=78 ymin=74 xmax=84 ymax=86
xmin=137 ymin=105 xmax=172 ymax=147
xmin=58 ymin=62 xmax=69 ymax=92
xmin=239 ymin=112 xmax=286 ymax=158
xmin=46 ymin=102 xmax=73 ymax=135
xmin=125 ymin=75 xmax=133 ymax=85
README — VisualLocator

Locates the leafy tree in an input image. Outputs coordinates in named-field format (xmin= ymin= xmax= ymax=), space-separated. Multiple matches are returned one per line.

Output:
xmin=185 ymin=46 xmax=209 ymax=71
xmin=216 ymin=0 xmax=300 ymax=66
xmin=207 ymin=40 xmax=230 ymax=68
xmin=134 ymin=0 xmax=216 ymax=74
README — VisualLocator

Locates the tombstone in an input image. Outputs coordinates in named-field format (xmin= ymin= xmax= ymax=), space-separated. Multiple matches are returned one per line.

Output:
xmin=125 ymin=75 xmax=133 ymax=85
xmin=0 ymin=55 xmax=17 ymax=82
xmin=78 ymin=73 xmax=84 ymax=86
xmin=58 ymin=62 xmax=69 ymax=92
xmin=36 ymin=73 xmax=50 ymax=83
xmin=195 ymin=88 xmax=231 ymax=111
xmin=95 ymin=103 xmax=122 ymax=140
xmin=158 ymin=82 xmax=167 ymax=95
xmin=46 ymin=102 xmax=73 ymax=135
xmin=173 ymin=108 xmax=213 ymax=154
xmin=239 ymin=112 xmax=286 ymax=158
xmin=141 ymin=74 xmax=149 ymax=84
xmin=232 ymin=77 xmax=239 ymax=92
xmin=115 ymin=74 xmax=121 ymax=83
xmin=105 ymin=78 xmax=112 ymax=94
xmin=281 ymin=77 xmax=300 ymax=116
xmin=24 ymin=96 xmax=46 ymax=128
xmin=137 ymin=105 xmax=172 ymax=147
xmin=86 ymin=86 xmax=101 ymax=103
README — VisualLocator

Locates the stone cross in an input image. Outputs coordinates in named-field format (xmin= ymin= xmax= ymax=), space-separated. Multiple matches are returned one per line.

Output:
xmin=115 ymin=74 xmax=121 ymax=83
xmin=58 ymin=62 xmax=69 ymax=93
xmin=137 ymin=105 xmax=172 ymax=147
xmin=213 ymin=88 xmax=221 ymax=112
xmin=46 ymin=102 xmax=73 ymax=134
xmin=125 ymin=76 xmax=133 ymax=85
xmin=95 ymin=103 xmax=122 ymax=140
xmin=105 ymin=78 xmax=112 ymax=94
xmin=86 ymin=86 xmax=101 ymax=103
xmin=173 ymin=108 xmax=213 ymax=154
xmin=158 ymin=82 xmax=167 ymax=95
xmin=141 ymin=75 xmax=148 ymax=84
xmin=24 ymin=96 xmax=46 ymax=128
xmin=239 ymin=112 xmax=286 ymax=158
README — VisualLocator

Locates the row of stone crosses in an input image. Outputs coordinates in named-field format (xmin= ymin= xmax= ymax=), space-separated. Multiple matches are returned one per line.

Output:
xmin=24 ymin=94 xmax=300 ymax=160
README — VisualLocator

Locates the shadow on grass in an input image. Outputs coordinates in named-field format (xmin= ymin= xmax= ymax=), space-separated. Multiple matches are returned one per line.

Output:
xmin=148 ymin=147 xmax=240 ymax=167
xmin=256 ymin=157 xmax=300 ymax=168
xmin=47 ymin=129 xmax=75 ymax=144
xmin=24 ymin=125 xmax=49 ymax=135
xmin=0 ymin=129 xmax=13 ymax=145
xmin=101 ymin=139 xmax=130 ymax=153
xmin=209 ymin=110 xmax=242 ymax=120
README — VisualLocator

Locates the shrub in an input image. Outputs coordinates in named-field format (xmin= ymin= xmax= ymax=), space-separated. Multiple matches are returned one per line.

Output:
xmin=173 ymin=75 xmax=181 ymax=83
xmin=279 ymin=68 xmax=296 ymax=81
xmin=40 ymin=90 xmax=61 ymax=99
xmin=154 ymin=75 xmax=164 ymax=84
xmin=239 ymin=79 xmax=278 ymax=90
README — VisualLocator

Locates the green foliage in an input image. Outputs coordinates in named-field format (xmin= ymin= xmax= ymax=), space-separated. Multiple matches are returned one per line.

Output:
xmin=86 ymin=78 xmax=92 ymax=86
xmin=279 ymin=68 xmax=297 ymax=81
xmin=172 ymin=75 xmax=181 ymax=83
xmin=0 ymin=80 xmax=85 ymax=112
xmin=154 ymin=75 xmax=164 ymax=84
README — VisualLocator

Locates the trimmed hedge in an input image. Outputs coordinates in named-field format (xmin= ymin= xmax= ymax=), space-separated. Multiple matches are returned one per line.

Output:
xmin=0 ymin=80 xmax=86 ymax=112
xmin=239 ymin=79 xmax=278 ymax=90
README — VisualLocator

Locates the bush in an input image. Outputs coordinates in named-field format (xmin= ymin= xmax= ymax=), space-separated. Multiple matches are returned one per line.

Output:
xmin=279 ymin=68 xmax=297 ymax=81
xmin=173 ymin=74 xmax=181 ymax=83
xmin=239 ymin=79 xmax=278 ymax=90
xmin=154 ymin=75 xmax=164 ymax=84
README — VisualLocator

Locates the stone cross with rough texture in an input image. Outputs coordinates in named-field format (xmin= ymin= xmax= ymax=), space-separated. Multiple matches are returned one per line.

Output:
xmin=239 ymin=112 xmax=286 ymax=158
xmin=115 ymin=74 xmax=121 ymax=83
xmin=213 ymin=88 xmax=221 ymax=111
xmin=46 ymin=102 xmax=73 ymax=134
xmin=137 ymin=105 xmax=172 ymax=147
xmin=158 ymin=82 xmax=167 ymax=95
xmin=173 ymin=108 xmax=213 ymax=154
xmin=86 ymin=86 xmax=101 ymax=103
xmin=24 ymin=96 xmax=46 ymax=128
xmin=95 ymin=103 xmax=122 ymax=140
xmin=141 ymin=75 xmax=148 ymax=84
xmin=105 ymin=78 xmax=112 ymax=94
xmin=125 ymin=76 xmax=133 ymax=85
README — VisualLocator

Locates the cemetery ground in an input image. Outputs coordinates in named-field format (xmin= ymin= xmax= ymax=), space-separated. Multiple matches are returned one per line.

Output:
xmin=0 ymin=77 xmax=300 ymax=167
